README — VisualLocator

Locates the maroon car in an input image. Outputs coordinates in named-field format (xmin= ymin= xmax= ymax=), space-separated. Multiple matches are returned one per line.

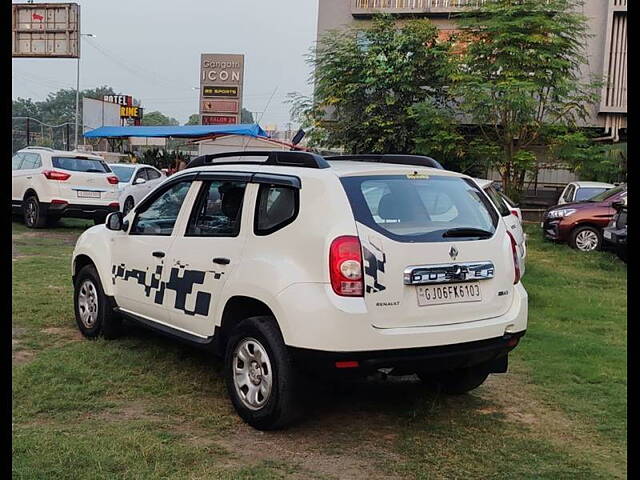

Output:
xmin=542 ymin=185 xmax=627 ymax=251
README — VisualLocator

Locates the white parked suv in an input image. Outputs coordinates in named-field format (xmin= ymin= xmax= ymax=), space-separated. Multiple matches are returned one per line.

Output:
xmin=12 ymin=146 xmax=120 ymax=227
xmin=108 ymin=163 xmax=165 ymax=215
xmin=71 ymin=151 xmax=528 ymax=430
xmin=557 ymin=181 xmax=614 ymax=205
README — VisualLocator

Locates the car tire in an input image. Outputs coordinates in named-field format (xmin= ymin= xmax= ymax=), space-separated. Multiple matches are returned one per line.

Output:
xmin=418 ymin=365 xmax=490 ymax=395
xmin=224 ymin=316 xmax=300 ymax=430
xmin=73 ymin=264 xmax=123 ymax=340
xmin=123 ymin=197 xmax=135 ymax=216
xmin=23 ymin=195 xmax=47 ymax=228
xmin=569 ymin=225 xmax=602 ymax=252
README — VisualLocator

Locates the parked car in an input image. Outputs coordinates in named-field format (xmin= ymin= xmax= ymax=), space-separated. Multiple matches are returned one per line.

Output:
xmin=12 ymin=146 xmax=120 ymax=228
xmin=474 ymin=179 xmax=526 ymax=277
xmin=542 ymin=185 xmax=627 ymax=252
xmin=108 ymin=163 xmax=165 ymax=215
xmin=557 ymin=181 xmax=614 ymax=205
xmin=71 ymin=151 xmax=528 ymax=430
xmin=603 ymin=197 xmax=627 ymax=262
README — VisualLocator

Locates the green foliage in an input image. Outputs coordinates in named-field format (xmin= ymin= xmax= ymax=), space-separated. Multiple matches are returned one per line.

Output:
xmin=142 ymin=111 xmax=179 ymax=126
xmin=185 ymin=114 xmax=200 ymax=125
xmin=551 ymin=132 xmax=627 ymax=183
xmin=291 ymin=15 xmax=452 ymax=153
xmin=452 ymin=0 xmax=601 ymax=198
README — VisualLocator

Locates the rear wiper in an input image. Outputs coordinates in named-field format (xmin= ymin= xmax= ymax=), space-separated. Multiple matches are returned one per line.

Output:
xmin=443 ymin=228 xmax=493 ymax=238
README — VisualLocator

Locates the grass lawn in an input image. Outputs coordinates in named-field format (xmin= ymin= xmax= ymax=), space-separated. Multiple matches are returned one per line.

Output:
xmin=12 ymin=220 xmax=626 ymax=479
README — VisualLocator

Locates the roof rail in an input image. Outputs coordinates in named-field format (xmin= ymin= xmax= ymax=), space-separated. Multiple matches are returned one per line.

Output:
xmin=324 ymin=154 xmax=444 ymax=170
xmin=185 ymin=150 xmax=330 ymax=170
xmin=23 ymin=146 xmax=56 ymax=152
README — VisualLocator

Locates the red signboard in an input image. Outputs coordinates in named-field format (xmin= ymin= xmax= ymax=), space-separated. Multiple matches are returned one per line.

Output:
xmin=201 ymin=99 xmax=239 ymax=114
xmin=202 ymin=115 xmax=237 ymax=125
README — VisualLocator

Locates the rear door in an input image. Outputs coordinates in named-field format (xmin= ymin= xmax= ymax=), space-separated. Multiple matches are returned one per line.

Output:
xmin=12 ymin=153 xmax=26 ymax=202
xmin=341 ymin=174 xmax=516 ymax=329
xmin=52 ymin=155 xmax=119 ymax=204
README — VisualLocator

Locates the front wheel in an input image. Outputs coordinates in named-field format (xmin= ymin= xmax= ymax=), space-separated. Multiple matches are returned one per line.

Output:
xmin=569 ymin=225 xmax=602 ymax=252
xmin=123 ymin=196 xmax=135 ymax=215
xmin=73 ymin=265 xmax=123 ymax=339
xmin=224 ymin=316 xmax=300 ymax=430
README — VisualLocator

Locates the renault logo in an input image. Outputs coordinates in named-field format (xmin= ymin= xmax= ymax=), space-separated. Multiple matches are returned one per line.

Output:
xmin=449 ymin=246 xmax=459 ymax=260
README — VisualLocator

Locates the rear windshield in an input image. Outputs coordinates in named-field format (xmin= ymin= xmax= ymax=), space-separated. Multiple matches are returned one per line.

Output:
xmin=575 ymin=187 xmax=608 ymax=202
xmin=52 ymin=156 xmax=110 ymax=173
xmin=341 ymin=175 xmax=498 ymax=242
xmin=110 ymin=164 xmax=135 ymax=183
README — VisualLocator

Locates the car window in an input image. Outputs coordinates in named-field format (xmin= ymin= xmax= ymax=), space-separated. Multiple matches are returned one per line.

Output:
xmin=12 ymin=154 xmax=24 ymax=170
xmin=134 ymin=168 xmax=149 ymax=182
xmin=255 ymin=185 xmax=299 ymax=235
xmin=589 ymin=185 xmax=625 ymax=202
xmin=130 ymin=181 xmax=192 ymax=236
xmin=186 ymin=181 xmax=247 ymax=237
xmin=147 ymin=168 xmax=162 ymax=180
xmin=341 ymin=175 xmax=498 ymax=242
xmin=110 ymin=165 xmax=135 ymax=183
xmin=563 ymin=184 xmax=575 ymax=202
xmin=483 ymin=186 xmax=511 ymax=216
xmin=575 ymin=187 xmax=608 ymax=202
xmin=21 ymin=153 xmax=42 ymax=170
xmin=52 ymin=156 xmax=109 ymax=173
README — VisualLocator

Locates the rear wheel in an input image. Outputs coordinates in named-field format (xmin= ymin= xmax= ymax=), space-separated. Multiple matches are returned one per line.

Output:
xmin=23 ymin=195 xmax=47 ymax=228
xmin=418 ymin=365 xmax=490 ymax=395
xmin=224 ymin=316 xmax=300 ymax=430
xmin=123 ymin=197 xmax=135 ymax=215
xmin=569 ymin=226 xmax=602 ymax=252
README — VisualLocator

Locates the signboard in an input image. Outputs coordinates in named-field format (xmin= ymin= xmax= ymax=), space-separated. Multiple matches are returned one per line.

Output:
xmin=12 ymin=3 xmax=80 ymax=58
xmin=103 ymin=95 xmax=133 ymax=106
xmin=202 ymin=115 xmax=238 ymax=125
xmin=119 ymin=105 xmax=142 ymax=119
xmin=82 ymin=98 xmax=121 ymax=134
xmin=199 ymin=54 xmax=244 ymax=125
xmin=201 ymin=99 xmax=239 ymax=114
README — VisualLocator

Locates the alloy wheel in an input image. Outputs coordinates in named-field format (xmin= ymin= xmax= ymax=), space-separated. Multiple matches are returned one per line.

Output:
xmin=77 ymin=280 xmax=99 ymax=328
xmin=232 ymin=337 xmax=273 ymax=410
xmin=575 ymin=230 xmax=599 ymax=251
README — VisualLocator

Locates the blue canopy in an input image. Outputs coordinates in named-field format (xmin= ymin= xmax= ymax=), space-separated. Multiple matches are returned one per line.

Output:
xmin=83 ymin=123 xmax=268 ymax=139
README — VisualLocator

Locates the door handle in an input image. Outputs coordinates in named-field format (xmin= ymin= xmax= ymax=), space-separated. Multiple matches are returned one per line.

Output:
xmin=152 ymin=251 xmax=165 ymax=258
xmin=26 ymin=176 xmax=32 ymax=179
xmin=212 ymin=257 xmax=230 ymax=265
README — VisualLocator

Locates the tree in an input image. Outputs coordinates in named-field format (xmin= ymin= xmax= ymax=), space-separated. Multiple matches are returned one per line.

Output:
xmin=185 ymin=114 xmax=200 ymax=125
xmin=142 ymin=111 xmax=179 ymax=126
xmin=451 ymin=0 xmax=600 ymax=200
xmin=290 ymin=15 xmax=452 ymax=153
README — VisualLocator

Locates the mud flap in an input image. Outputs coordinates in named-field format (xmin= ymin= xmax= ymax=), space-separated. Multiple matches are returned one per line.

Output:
xmin=486 ymin=354 xmax=508 ymax=374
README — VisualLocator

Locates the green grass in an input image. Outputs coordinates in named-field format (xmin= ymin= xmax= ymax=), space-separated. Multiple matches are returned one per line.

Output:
xmin=12 ymin=219 xmax=626 ymax=479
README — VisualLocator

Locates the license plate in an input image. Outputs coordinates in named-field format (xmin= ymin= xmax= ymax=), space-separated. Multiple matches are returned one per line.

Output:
xmin=77 ymin=190 xmax=101 ymax=199
xmin=604 ymin=230 xmax=612 ymax=239
xmin=416 ymin=282 xmax=482 ymax=307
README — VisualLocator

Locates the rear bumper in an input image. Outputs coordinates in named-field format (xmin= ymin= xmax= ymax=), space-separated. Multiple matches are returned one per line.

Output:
xmin=275 ymin=282 xmax=528 ymax=352
xmin=290 ymin=331 xmax=524 ymax=374
xmin=43 ymin=202 xmax=119 ymax=219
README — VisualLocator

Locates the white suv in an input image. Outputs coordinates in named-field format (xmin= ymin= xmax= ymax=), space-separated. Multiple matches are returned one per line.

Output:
xmin=12 ymin=147 xmax=121 ymax=227
xmin=71 ymin=151 xmax=528 ymax=430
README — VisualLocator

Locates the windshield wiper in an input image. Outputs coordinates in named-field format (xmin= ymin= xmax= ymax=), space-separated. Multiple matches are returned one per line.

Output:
xmin=443 ymin=227 xmax=494 ymax=239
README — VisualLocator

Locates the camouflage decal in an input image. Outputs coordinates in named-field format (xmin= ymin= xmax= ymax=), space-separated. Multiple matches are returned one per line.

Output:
xmin=363 ymin=241 xmax=386 ymax=294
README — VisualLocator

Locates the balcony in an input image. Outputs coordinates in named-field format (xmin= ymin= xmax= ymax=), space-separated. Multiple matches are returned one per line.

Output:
xmin=351 ymin=0 xmax=481 ymax=17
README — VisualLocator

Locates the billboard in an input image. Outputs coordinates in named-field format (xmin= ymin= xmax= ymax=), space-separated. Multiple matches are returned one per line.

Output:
xmin=199 ymin=54 xmax=244 ymax=125
xmin=12 ymin=3 xmax=80 ymax=58
xmin=82 ymin=98 xmax=121 ymax=134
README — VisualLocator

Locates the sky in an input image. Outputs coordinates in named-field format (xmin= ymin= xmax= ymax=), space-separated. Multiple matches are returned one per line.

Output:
xmin=11 ymin=0 xmax=320 ymax=129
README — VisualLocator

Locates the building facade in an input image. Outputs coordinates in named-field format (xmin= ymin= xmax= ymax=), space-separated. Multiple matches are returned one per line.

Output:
xmin=316 ymin=0 xmax=627 ymax=139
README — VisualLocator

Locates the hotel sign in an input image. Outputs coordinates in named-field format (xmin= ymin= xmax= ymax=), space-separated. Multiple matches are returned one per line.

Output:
xmin=199 ymin=53 xmax=244 ymax=125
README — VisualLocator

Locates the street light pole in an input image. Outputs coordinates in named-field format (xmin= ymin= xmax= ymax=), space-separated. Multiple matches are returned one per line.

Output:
xmin=74 ymin=33 xmax=95 ymax=150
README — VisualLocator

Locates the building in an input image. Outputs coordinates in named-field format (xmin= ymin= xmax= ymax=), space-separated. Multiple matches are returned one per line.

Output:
xmin=316 ymin=0 xmax=627 ymax=198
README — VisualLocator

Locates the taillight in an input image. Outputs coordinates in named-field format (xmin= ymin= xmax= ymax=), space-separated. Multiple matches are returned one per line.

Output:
xmin=329 ymin=236 xmax=364 ymax=297
xmin=510 ymin=209 xmax=520 ymax=220
xmin=107 ymin=175 xmax=119 ymax=185
xmin=507 ymin=231 xmax=521 ymax=284
xmin=43 ymin=170 xmax=71 ymax=181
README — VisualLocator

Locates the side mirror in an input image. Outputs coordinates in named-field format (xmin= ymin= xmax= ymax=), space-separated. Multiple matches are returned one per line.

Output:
xmin=134 ymin=177 xmax=147 ymax=185
xmin=106 ymin=211 xmax=125 ymax=231
xmin=611 ymin=200 xmax=625 ymax=210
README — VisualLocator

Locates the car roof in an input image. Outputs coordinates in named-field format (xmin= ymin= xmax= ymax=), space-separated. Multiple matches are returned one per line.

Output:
xmin=571 ymin=181 xmax=615 ymax=188
xmin=19 ymin=146 xmax=104 ymax=160
xmin=108 ymin=163 xmax=137 ymax=169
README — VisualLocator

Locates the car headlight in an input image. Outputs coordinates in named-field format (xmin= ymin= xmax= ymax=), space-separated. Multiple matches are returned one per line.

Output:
xmin=547 ymin=208 xmax=576 ymax=219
